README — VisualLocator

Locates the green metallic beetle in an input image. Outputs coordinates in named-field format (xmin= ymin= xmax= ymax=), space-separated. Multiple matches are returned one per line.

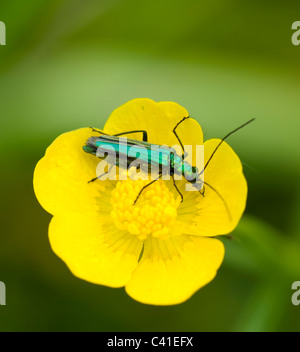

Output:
xmin=83 ymin=116 xmax=254 ymax=216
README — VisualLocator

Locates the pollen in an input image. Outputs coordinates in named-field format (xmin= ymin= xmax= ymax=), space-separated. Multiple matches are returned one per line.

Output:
xmin=110 ymin=179 xmax=178 ymax=240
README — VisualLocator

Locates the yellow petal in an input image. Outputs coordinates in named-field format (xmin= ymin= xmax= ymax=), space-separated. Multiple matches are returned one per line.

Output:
xmin=49 ymin=215 xmax=143 ymax=287
xmin=33 ymin=128 xmax=113 ymax=216
xmin=125 ymin=235 xmax=224 ymax=305
xmin=103 ymin=98 xmax=203 ymax=156
xmin=179 ymin=139 xmax=247 ymax=236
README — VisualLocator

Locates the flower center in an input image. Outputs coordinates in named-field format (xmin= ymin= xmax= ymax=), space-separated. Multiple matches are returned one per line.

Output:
xmin=110 ymin=179 xmax=178 ymax=240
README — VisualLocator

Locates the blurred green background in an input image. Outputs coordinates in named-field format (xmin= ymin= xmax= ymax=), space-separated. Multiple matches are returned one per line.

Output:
xmin=1 ymin=0 xmax=300 ymax=332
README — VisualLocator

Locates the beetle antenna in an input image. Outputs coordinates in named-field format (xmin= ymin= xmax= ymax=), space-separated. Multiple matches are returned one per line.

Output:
xmin=199 ymin=118 xmax=255 ymax=176
xmin=204 ymin=181 xmax=232 ymax=222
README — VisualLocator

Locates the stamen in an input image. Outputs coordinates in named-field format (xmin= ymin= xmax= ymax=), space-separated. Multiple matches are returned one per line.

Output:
xmin=110 ymin=180 xmax=178 ymax=240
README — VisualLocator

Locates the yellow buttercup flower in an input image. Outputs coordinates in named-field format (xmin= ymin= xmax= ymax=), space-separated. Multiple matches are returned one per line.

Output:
xmin=33 ymin=98 xmax=247 ymax=305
